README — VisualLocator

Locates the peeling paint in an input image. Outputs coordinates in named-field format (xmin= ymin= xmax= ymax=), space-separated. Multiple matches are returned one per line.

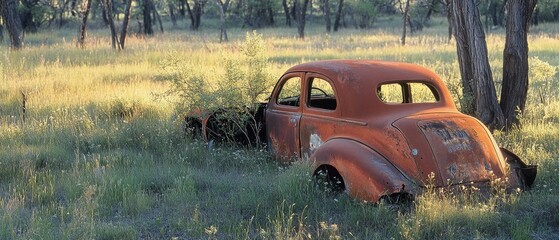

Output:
xmin=309 ymin=133 xmax=323 ymax=154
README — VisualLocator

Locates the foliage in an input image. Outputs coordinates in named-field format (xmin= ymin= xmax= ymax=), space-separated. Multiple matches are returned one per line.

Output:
xmin=241 ymin=0 xmax=281 ymax=27
xmin=528 ymin=56 xmax=558 ymax=105
xmin=165 ymin=31 xmax=273 ymax=145
xmin=538 ymin=0 xmax=559 ymax=22
xmin=346 ymin=0 xmax=380 ymax=28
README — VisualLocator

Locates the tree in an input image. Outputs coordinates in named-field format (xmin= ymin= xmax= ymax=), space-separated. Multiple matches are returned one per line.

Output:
xmin=101 ymin=0 xmax=119 ymax=48
xmin=452 ymin=0 xmax=538 ymax=130
xmin=294 ymin=0 xmax=310 ymax=38
xmin=216 ymin=0 xmax=230 ymax=42
xmin=400 ymin=0 xmax=411 ymax=45
xmin=186 ymin=0 xmax=207 ymax=30
xmin=451 ymin=0 xmax=504 ymax=129
xmin=150 ymin=0 xmax=164 ymax=33
xmin=119 ymin=0 xmax=133 ymax=48
xmin=322 ymin=0 xmax=331 ymax=31
xmin=77 ymin=0 xmax=93 ymax=48
xmin=486 ymin=0 xmax=505 ymax=27
xmin=20 ymin=0 xmax=39 ymax=32
xmin=2 ymin=0 xmax=24 ymax=49
xmin=282 ymin=0 xmax=291 ymax=26
xmin=500 ymin=0 xmax=538 ymax=129
xmin=333 ymin=0 xmax=344 ymax=31
xmin=143 ymin=0 xmax=154 ymax=34
xmin=443 ymin=0 xmax=452 ymax=42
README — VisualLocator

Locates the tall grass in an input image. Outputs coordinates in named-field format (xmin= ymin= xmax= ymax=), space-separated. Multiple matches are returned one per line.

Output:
xmin=1 ymin=18 xmax=558 ymax=238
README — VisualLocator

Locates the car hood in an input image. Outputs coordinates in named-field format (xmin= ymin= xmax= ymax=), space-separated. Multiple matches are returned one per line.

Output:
xmin=392 ymin=113 xmax=506 ymax=187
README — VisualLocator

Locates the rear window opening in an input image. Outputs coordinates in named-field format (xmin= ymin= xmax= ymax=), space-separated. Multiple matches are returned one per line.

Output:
xmin=377 ymin=82 xmax=440 ymax=104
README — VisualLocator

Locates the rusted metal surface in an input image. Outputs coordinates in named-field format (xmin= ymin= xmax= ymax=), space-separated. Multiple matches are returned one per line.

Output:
xmin=187 ymin=60 xmax=537 ymax=203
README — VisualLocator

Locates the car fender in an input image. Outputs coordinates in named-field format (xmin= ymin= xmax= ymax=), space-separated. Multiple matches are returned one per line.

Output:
xmin=310 ymin=138 xmax=417 ymax=202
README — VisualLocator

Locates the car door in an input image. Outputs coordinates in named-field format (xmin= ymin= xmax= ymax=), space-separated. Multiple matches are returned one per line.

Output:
xmin=300 ymin=73 xmax=340 ymax=158
xmin=266 ymin=73 xmax=303 ymax=163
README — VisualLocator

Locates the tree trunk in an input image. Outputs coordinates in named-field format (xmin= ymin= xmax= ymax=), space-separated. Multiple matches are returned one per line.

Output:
xmin=268 ymin=7 xmax=275 ymax=25
xmin=294 ymin=0 xmax=310 ymax=39
xmin=401 ymin=0 xmax=410 ymax=45
xmin=101 ymin=0 xmax=119 ymax=49
xmin=216 ymin=0 xmax=229 ymax=42
xmin=2 ymin=0 xmax=24 ymax=49
xmin=20 ymin=0 xmax=38 ymax=32
xmin=422 ymin=0 xmax=436 ymax=26
xmin=532 ymin=5 xmax=539 ymax=26
xmin=169 ymin=3 xmax=177 ymax=27
xmin=333 ymin=0 xmax=343 ymax=31
xmin=444 ymin=0 xmax=453 ymax=42
xmin=451 ymin=0 xmax=504 ymax=130
xmin=143 ymin=0 xmax=154 ymax=34
xmin=119 ymin=0 xmax=133 ymax=49
xmin=150 ymin=0 xmax=164 ymax=33
xmin=180 ymin=0 xmax=186 ymax=17
xmin=323 ymin=0 xmax=331 ymax=32
xmin=71 ymin=0 xmax=78 ymax=15
xmin=282 ymin=0 xmax=291 ymax=26
xmin=191 ymin=0 xmax=206 ymax=30
xmin=77 ymin=0 xmax=93 ymax=48
xmin=500 ymin=0 xmax=537 ymax=129
xmin=185 ymin=0 xmax=195 ymax=28
xmin=59 ymin=0 xmax=70 ymax=28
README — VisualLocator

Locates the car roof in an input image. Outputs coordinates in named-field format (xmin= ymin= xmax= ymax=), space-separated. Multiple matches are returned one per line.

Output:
xmin=284 ymin=60 xmax=457 ymax=120
xmin=286 ymin=60 xmax=440 ymax=85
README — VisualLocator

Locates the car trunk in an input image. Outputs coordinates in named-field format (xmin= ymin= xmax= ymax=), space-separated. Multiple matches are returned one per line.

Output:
xmin=393 ymin=114 xmax=505 ymax=187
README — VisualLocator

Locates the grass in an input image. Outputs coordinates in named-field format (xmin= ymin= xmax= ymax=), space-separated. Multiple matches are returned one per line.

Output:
xmin=1 ymin=17 xmax=559 ymax=238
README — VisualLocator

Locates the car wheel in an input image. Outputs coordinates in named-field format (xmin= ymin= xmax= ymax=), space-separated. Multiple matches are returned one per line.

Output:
xmin=314 ymin=165 xmax=345 ymax=193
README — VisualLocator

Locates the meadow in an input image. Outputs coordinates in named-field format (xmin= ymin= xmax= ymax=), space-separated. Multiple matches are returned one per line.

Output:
xmin=1 ymin=18 xmax=559 ymax=239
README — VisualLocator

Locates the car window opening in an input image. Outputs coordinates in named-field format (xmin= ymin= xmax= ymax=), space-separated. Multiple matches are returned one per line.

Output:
xmin=377 ymin=82 xmax=439 ymax=104
xmin=308 ymin=77 xmax=337 ymax=110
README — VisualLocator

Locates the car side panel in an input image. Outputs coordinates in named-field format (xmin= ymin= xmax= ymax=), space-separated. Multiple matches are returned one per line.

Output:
xmin=310 ymin=138 xmax=417 ymax=202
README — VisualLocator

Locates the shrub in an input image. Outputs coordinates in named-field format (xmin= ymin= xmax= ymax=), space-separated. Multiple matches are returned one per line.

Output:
xmin=165 ymin=31 xmax=274 ymax=146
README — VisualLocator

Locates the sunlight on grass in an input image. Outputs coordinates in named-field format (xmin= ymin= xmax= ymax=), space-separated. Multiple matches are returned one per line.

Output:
xmin=0 ymin=19 xmax=558 ymax=238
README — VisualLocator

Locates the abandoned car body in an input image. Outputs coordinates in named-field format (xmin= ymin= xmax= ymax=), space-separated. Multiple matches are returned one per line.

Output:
xmin=186 ymin=60 xmax=537 ymax=202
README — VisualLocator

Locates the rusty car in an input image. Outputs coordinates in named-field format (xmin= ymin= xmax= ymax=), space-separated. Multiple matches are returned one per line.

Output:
xmin=186 ymin=60 xmax=537 ymax=202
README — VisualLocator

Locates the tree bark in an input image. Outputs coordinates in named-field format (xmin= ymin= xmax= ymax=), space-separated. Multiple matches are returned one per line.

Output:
xmin=451 ymin=0 xmax=504 ymax=130
xmin=77 ymin=0 xmax=93 ymax=48
xmin=101 ymin=0 xmax=119 ymax=49
xmin=149 ymin=0 xmax=164 ymax=33
xmin=401 ymin=0 xmax=410 ymax=45
xmin=500 ymin=0 xmax=537 ymax=129
xmin=59 ymin=0 xmax=70 ymax=28
xmin=422 ymin=0 xmax=436 ymax=26
xmin=216 ymin=0 xmax=230 ymax=42
xmin=185 ymin=0 xmax=195 ymax=28
xmin=119 ymin=0 xmax=133 ymax=49
xmin=294 ymin=0 xmax=310 ymax=39
xmin=333 ymin=0 xmax=343 ymax=31
xmin=323 ymin=0 xmax=331 ymax=32
xmin=192 ymin=0 xmax=207 ymax=30
xmin=20 ymin=0 xmax=38 ymax=32
xmin=2 ymin=0 xmax=24 ymax=49
xmin=282 ymin=0 xmax=291 ymax=26
xmin=143 ymin=0 xmax=154 ymax=34
xmin=444 ymin=0 xmax=453 ymax=42
xmin=169 ymin=3 xmax=177 ymax=27
xmin=180 ymin=0 xmax=186 ymax=17
xmin=268 ymin=7 xmax=275 ymax=25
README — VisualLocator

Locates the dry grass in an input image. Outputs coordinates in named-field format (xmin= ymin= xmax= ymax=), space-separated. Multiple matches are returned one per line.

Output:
xmin=1 ymin=17 xmax=558 ymax=239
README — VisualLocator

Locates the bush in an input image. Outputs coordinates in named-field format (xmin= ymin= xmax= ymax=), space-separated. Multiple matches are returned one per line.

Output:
xmin=165 ymin=31 xmax=274 ymax=145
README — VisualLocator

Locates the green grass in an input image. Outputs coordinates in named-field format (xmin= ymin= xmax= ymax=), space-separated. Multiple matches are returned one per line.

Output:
xmin=1 ymin=17 xmax=559 ymax=238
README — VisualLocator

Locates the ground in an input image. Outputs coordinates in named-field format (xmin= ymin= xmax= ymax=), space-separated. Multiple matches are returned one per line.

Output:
xmin=0 ymin=18 xmax=558 ymax=239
